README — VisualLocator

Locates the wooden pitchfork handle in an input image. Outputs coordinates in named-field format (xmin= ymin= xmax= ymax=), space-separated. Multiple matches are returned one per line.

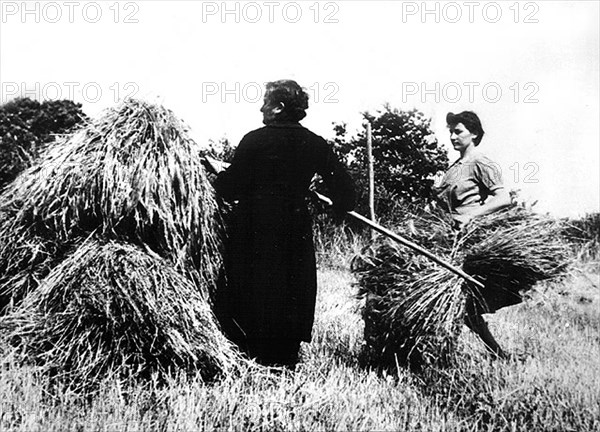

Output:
xmin=314 ymin=191 xmax=485 ymax=290
xmin=201 ymin=156 xmax=484 ymax=290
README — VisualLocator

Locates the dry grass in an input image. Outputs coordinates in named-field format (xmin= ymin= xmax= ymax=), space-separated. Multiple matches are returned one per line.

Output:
xmin=0 ymin=99 xmax=233 ymax=390
xmin=0 ymin=239 xmax=241 ymax=392
xmin=0 ymin=99 xmax=222 ymax=312
xmin=0 ymin=221 xmax=69 ymax=313
xmin=458 ymin=208 xmax=572 ymax=313
xmin=1 ymin=265 xmax=598 ymax=431
xmin=353 ymin=207 xmax=572 ymax=369
xmin=0 ymin=98 xmax=595 ymax=429
xmin=353 ymin=240 xmax=465 ymax=369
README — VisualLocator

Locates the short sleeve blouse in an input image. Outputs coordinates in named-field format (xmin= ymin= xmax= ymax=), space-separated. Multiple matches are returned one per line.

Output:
xmin=434 ymin=152 xmax=504 ymax=215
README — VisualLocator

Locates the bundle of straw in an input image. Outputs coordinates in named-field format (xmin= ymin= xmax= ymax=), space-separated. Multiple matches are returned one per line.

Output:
xmin=354 ymin=239 xmax=464 ymax=368
xmin=457 ymin=208 xmax=572 ymax=313
xmin=0 ymin=99 xmax=222 ymax=312
xmin=0 ymin=99 xmax=238 ymax=388
xmin=353 ymin=207 xmax=571 ymax=369
xmin=1 ymin=239 xmax=240 ymax=390
xmin=0 ymin=216 xmax=68 ymax=311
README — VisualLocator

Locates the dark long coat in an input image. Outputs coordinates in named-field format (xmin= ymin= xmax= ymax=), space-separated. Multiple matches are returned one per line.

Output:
xmin=214 ymin=122 xmax=355 ymax=342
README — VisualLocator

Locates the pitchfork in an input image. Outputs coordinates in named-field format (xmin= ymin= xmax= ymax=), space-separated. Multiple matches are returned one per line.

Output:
xmin=201 ymin=155 xmax=485 ymax=290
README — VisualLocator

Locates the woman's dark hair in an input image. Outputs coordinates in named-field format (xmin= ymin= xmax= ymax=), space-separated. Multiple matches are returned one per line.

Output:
xmin=446 ymin=111 xmax=485 ymax=146
xmin=263 ymin=80 xmax=309 ymax=122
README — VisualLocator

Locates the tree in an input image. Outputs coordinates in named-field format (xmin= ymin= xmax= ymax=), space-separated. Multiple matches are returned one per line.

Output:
xmin=202 ymin=137 xmax=236 ymax=163
xmin=0 ymin=98 xmax=87 ymax=189
xmin=330 ymin=105 xmax=449 ymax=221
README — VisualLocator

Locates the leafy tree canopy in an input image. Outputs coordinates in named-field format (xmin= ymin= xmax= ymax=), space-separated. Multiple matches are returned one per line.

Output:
xmin=0 ymin=97 xmax=87 ymax=189
xmin=330 ymin=104 xmax=449 ymax=219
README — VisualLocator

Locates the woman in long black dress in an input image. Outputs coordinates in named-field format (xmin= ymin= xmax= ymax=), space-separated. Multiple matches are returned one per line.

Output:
xmin=214 ymin=80 xmax=355 ymax=367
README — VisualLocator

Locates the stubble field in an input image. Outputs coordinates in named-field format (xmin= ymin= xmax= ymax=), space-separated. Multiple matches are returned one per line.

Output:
xmin=1 ymin=248 xmax=598 ymax=431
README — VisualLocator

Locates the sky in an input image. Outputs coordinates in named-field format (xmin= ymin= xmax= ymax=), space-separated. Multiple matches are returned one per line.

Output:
xmin=1 ymin=0 xmax=598 ymax=217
